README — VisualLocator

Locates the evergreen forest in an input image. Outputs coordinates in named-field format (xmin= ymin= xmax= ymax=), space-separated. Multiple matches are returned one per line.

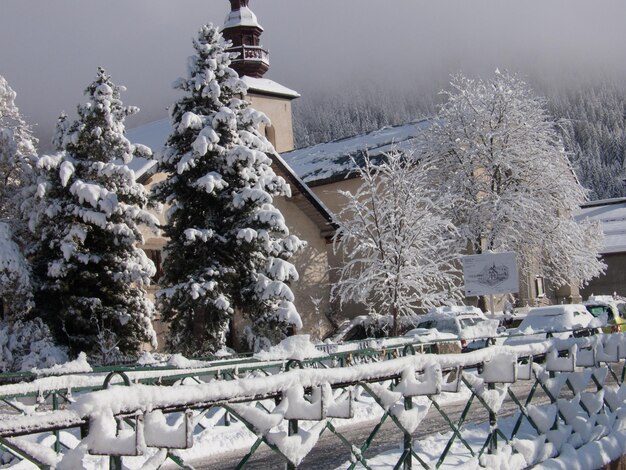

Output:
xmin=293 ymin=80 xmax=626 ymax=201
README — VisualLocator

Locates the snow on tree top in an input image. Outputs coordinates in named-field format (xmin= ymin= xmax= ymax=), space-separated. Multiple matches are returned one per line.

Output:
xmin=282 ymin=118 xmax=432 ymax=186
xmin=123 ymin=80 xmax=297 ymax=182
xmin=576 ymin=197 xmax=626 ymax=254
xmin=223 ymin=6 xmax=263 ymax=31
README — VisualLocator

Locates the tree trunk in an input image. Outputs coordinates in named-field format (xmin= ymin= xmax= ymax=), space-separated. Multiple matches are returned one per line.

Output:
xmin=392 ymin=303 xmax=399 ymax=337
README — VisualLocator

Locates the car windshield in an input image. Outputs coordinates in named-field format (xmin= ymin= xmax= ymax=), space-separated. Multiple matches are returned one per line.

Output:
xmin=417 ymin=319 xmax=458 ymax=334
xmin=458 ymin=318 xmax=477 ymax=329
xmin=586 ymin=305 xmax=611 ymax=318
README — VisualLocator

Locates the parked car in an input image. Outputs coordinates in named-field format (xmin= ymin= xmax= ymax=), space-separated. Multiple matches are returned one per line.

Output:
xmin=493 ymin=309 xmax=528 ymax=330
xmin=503 ymin=304 xmax=598 ymax=347
xmin=403 ymin=327 xmax=462 ymax=354
xmin=407 ymin=306 xmax=499 ymax=353
xmin=325 ymin=314 xmax=419 ymax=343
xmin=583 ymin=295 xmax=626 ymax=333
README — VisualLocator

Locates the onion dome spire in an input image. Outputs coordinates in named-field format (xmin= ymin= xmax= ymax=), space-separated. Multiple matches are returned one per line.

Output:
xmin=222 ymin=0 xmax=269 ymax=78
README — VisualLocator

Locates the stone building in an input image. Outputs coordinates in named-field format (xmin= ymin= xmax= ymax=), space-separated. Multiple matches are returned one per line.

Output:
xmin=577 ymin=197 xmax=626 ymax=299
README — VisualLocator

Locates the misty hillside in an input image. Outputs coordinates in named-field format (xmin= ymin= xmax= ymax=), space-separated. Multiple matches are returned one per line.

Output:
xmin=293 ymin=81 xmax=626 ymax=201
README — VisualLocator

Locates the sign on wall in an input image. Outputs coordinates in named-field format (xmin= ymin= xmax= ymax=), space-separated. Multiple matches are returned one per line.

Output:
xmin=462 ymin=252 xmax=519 ymax=297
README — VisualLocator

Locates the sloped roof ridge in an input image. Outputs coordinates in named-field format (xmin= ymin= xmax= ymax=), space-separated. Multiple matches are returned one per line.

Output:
xmin=581 ymin=197 xmax=626 ymax=208
xmin=291 ymin=116 xmax=432 ymax=152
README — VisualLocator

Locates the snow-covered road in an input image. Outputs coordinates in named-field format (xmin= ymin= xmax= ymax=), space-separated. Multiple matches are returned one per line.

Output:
xmin=190 ymin=378 xmax=556 ymax=469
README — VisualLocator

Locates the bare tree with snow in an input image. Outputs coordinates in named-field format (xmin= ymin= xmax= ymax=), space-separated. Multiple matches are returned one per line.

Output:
xmin=28 ymin=68 xmax=158 ymax=361
xmin=420 ymin=71 xmax=605 ymax=291
xmin=154 ymin=25 xmax=305 ymax=355
xmin=0 ymin=75 xmax=39 ymax=319
xmin=0 ymin=75 xmax=37 ymax=220
xmin=331 ymin=151 xmax=463 ymax=336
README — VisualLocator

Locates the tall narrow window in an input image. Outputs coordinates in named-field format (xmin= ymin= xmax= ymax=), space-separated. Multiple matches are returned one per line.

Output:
xmin=143 ymin=249 xmax=164 ymax=283
xmin=265 ymin=125 xmax=276 ymax=148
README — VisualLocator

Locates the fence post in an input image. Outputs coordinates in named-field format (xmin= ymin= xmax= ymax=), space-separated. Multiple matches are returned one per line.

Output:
xmin=488 ymin=382 xmax=497 ymax=454
xmin=404 ymin=396 xmax=413 ymax=470
xmin=109 ymin=455 xmax=122 ymax=470
xmin=286 ymin=419 xmax=298 ymax=470
xmin=52 ymin=392 xmax=61 ymax=454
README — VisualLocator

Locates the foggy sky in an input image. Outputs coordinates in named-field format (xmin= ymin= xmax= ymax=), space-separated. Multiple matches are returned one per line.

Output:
xmin=2 ymin=0 xmax=626 ymax=150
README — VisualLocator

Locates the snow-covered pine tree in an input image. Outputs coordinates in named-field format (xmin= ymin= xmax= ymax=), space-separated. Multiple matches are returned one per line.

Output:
xmin=29 ymin=68 xmax=158 ymax=361
xmin=420 ymin=71 xmax=605 ymax=289
xmin=154 ymin=24 xmax=304 ymax=355
xmin=332 ymin=151 xmax=463 ymax=336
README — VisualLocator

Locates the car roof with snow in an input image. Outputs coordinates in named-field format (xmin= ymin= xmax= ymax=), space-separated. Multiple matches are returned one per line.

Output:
xmin=423 ymin=305 xmax=487 ymax=320
xmin=525 ymin=304 xmax=589 ymax=318
xmin=584 ymin=295 xmax=623 ymax=307
xmin=514 ymin=304 xmax=595 ymax=334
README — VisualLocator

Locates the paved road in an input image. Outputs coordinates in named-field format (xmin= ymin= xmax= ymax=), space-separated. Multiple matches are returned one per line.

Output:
xmin=188 ymin=363 xmax=622 ymax=469
xmin=193 ymin=378 xmax=554 ymax=469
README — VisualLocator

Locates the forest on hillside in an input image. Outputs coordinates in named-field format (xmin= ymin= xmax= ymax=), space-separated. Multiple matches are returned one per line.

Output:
xmin=293 ymin=80 xmax=626 ymax=201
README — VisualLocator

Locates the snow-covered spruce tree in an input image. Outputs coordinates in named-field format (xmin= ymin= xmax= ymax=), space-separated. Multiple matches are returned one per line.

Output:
xmin=420 ymin=71 xmax=605 ymax=289
xmin=29 ymin=68 xmax=158 ymax=360
xmin=332 ymin=151 xmax=463 ymax=336
xmin=154 ymin=25 xmax=304 ymax=355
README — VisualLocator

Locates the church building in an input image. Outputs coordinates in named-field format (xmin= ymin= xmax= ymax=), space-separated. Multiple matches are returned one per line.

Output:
xmin=129 ymin=0 xmax=337 ymax=349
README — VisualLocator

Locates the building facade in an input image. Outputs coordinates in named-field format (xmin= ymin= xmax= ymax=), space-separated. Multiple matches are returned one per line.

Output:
xmin=577 ymin=198 xmax=626 ymax=299
xmin=282 ymin=120 xmax=584 ymax=315
xmin=128 ymin=0 xmax=337 ymax=350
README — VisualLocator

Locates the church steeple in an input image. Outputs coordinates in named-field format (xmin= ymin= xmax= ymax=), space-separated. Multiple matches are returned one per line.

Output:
xmin=222 ymin=0 xmax=269 ymax=78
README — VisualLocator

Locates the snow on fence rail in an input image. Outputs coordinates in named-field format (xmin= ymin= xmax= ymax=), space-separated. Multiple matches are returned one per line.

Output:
xmin=1 ymin=333 xmax=626 ymax=468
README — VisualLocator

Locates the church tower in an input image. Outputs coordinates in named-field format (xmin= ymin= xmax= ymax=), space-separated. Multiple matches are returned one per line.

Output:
xmin=222 ymin=0 xmax=299 ymax=153
xmin=222 ymin=0 xmax=268 ymax=78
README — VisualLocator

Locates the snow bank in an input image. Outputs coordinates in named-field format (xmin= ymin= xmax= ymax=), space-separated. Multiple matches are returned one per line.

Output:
xmin=254 ymin=335 xmax=326 ymax=361
xmin=31 ymin=351 xmax=91 ymax=376
xmin=167 ymin=354 xmax=211 ymax=369
xmin=535 ymin=429 xmax=626 ymax=470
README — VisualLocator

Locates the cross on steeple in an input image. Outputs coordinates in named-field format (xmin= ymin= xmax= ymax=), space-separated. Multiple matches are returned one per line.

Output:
xmin=229 ymin=0 xmax=249 ymax=9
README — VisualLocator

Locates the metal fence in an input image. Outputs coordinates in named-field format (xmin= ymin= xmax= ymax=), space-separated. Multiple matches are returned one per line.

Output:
xmin=0 ymin=332 xmax=625 ymax=469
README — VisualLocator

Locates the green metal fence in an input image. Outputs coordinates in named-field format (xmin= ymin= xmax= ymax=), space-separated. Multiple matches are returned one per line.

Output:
xmin=0 ymin=332 xmax=625 ymax=469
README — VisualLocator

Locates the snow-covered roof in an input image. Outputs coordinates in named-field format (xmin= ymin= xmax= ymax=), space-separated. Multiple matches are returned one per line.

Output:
xmin=282 ymin=119 xmax=432 ymax=186
xmin=223 ymin=6 xmax=263 ymax=31
xmin=125 ymin=119 xmax=168 ymax=180
xmin=576 ymin=197 xmax=626 ymax=254
xmin=241 ymin=76 xmax=300 ymax=99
